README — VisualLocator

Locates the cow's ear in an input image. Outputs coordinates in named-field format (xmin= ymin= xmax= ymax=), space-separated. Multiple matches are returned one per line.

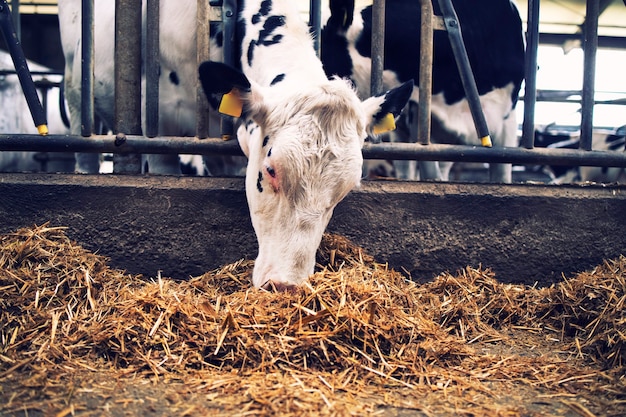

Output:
xmin=199 ymin=61 xmax=266 ymax=120
xmin=362 ymin=80 xmax=414 ymax=136
xmin=329 ymin=0 xmax=355 ymax=30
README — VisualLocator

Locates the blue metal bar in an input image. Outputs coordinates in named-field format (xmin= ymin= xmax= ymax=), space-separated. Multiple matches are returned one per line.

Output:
xmin=580 ymin=0 xmax=599 ymax=151
xmin=436 ymin=0 xmax=491 ymax=147
xmin=81 ymin=0 xmax=94 ymax=136
xmin=2 ymin=134 xmax=626 ymax=168
xmin=0 ymin=0 xmax=48 ymax=134
xmin=522 ymin=0 xmax=540 ymax=149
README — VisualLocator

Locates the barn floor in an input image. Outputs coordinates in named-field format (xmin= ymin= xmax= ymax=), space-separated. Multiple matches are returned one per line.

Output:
xmin=1 ymin=225 xmax=625 ymax=416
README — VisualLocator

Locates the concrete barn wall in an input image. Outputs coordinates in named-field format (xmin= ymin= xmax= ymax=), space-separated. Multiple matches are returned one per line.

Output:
xmin=1 ymin=173 xmax=624 ymax=286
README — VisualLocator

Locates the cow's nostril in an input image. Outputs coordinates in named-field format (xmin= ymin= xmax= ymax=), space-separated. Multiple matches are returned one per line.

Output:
xmin=261 ymin=280 xmax=299 ymax=293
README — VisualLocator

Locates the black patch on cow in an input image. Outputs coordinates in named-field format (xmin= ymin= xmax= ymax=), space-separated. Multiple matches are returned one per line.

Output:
xmin=169 ymin=71 xmax=179 ymax=86
xmin=210 ymin=22 xmax=223 ymax=48
xmin=606 ymin=133 xmax=626 ymax=151
xmin=252 ymin=0 xmax=273 ymax=24
xmin=268 ymin=147 xmax=272 ymax=157
xmin=266 ymin=165 xmax=276 ymax=178
xmin=270 ymin=73 xmax=285 ymax=86
xmin=322 ymin=0 xmax=525 ymax=107
xmin=262 ymin=135 xmax=270 ymax=147
xmin=257 ymin=171 xmax=264 ymax=192
xmin=247 ymin=14 xmax=286 ymax=66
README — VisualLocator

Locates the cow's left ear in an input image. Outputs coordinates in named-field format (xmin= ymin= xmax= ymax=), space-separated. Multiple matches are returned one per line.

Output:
xmin=362 ymin=80 xmax=414 ymax=136
xmin=198 ymin=61 xmax=266 ymax=119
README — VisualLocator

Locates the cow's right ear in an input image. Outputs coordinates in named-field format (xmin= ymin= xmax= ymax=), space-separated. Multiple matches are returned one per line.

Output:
xmin=198 ymin=61 xmax=266 ymax=119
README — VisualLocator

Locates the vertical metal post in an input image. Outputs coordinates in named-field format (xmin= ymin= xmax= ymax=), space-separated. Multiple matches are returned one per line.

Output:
xmin=9 ymin=0 xmax=18 ymax=41
xmin=522 ymin=0 xmax=539 ymax=149
xmin=81 ymin=0 xmax=94 ymax=137
xmin=114 ymin=0 xmax=142 ymax=173
xmin=418 ymin=0 xmax=433 ymax=145
xmin=370 ymin=0 xmax=385 ymax=96
xmin=436 ymin=0 xmax=492 ymax=147
xmin=580 ymin=0 xmax=598 ymax=151
xmin=196 ymin=0 xmax=211 ymax=139
xmin=309 ymin=0 xmax=322 ymax=57
xmin=0 ymin=0 xmax=47 ymax=134
xmin=145 ymin=0 xmax=159 ymax=138
xmin=220 ymin=0 xmax=237 ymax=140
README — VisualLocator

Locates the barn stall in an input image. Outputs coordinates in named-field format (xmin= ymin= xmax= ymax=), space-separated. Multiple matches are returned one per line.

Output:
xmin=1 ymin=0 xmax=626 ymax=415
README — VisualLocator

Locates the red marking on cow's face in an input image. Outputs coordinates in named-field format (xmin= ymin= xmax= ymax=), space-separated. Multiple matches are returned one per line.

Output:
xmin=264 ymin=164 xmax=280 ymax=192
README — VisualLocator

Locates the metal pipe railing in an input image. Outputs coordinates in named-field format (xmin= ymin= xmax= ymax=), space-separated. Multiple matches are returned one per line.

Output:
xmin=113 ymin=0 xmax=142 ymax=173
xmin=522 ymin=0 xmax=540 ymax=149
xmin=196 ymin=0 xmax=211 ymax=139
xmin=80 ymin=0 xmax=94 ymax=137
xmin=145 ymin=0 xmax=159 ymax=138
xmin=580 ymin=0 xmax=599 ymax=151
xmin=370 ymin=0 xmax=385 ymax=97
xmin=417 ymin=0 xmax=434 ymax=146
xmin=2 ymin=134 xmax=625 ymax=168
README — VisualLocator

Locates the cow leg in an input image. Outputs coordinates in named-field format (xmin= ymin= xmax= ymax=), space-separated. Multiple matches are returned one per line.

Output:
xmin=144 ymin=154 xmax=182 ymax=175
xmin=419 ymin=161 xmax=443 ymax=180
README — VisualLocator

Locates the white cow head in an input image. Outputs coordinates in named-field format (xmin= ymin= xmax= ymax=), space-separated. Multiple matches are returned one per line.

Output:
xmin=199 ymin=61 xmax=412 ymax=290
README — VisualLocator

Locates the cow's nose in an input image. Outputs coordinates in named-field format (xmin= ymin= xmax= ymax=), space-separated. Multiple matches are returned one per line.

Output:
xmin=261 ymin=280 xmax=299 ymax=293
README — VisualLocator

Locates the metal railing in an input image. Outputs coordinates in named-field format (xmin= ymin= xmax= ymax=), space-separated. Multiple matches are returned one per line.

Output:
xmin=1 ymin=0 xmax=625 ymax=175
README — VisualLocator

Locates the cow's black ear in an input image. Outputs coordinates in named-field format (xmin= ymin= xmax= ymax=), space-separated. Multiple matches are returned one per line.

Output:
xmin=329 ymin=0 xmax=355 ymax=30
xmin=198 ymin=61 xmax=251 ymax=95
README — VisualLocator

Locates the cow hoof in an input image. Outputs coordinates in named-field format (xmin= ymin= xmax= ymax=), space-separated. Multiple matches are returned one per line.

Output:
xmin=261 ymin=280 xmax=299 ymax=293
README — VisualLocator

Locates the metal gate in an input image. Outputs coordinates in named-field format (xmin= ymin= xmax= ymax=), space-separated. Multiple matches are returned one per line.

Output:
xmin=1 ymin=0 xmax=625 ymax=178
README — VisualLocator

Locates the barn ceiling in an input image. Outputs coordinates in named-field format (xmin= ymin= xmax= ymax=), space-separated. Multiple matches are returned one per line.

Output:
xmin=11 ymin=0 xmax=626 ymax=45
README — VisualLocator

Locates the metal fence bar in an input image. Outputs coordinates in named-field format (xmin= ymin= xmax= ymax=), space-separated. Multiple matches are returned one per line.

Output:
xmin=309 ymin=0 xmax=322 ymax=57
xmin=113 ymin=0 xmax=142 ymax=173
xmin=220 ymin=0 xmax=237 ymax=140
xmin=80 ymin=0 xmax=94 ymax=137
xmin=436 ymin=0 xmax=491 ymax=147
xmin=196 ymin=0 xmax=211 ymax=139
xmin=2 ymin=134 xmax=626 ymax=168
xmin=417 ymin=0 xmax=434 ymax=145
xmin=580 ymin=0 xmax=599 ymax=151
xmin=145 ymin=0 xmax=159 ymax=138
xmin=522 ymin=0 xmax=540 ymax=149
xmin=370 ymin=0 xmax=385 ymax=96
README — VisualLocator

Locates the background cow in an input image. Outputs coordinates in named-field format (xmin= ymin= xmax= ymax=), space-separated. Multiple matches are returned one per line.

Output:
xmin=535 ymin=125 xmax=626 ymax=184
xmin=321 ymin=0 xmax=525 ymax=182
xmin=199 ymin=0 xmax=412 ymax=290
xmin=0 ymin=50 xmax=72 ymax=172
xmin=57 ymin=0 xmax=244 ymax=176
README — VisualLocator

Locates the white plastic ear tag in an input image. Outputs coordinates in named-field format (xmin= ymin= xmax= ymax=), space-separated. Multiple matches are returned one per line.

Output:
xmin=218 ymin=89 xmax=243 ymax=117
xmin=372 ymin=113 xmax=396 ymax=135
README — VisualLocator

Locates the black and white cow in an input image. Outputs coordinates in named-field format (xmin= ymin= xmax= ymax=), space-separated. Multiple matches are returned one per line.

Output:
xmin=199 ymin=0 xmax=413 ymax=290
xmin=320 ymin=0 xmax=526 ymax=182
xmin=535 ymin=126 xmax=626 ymax=184
xmin=58 ymin=0 xmax=243 ymax=176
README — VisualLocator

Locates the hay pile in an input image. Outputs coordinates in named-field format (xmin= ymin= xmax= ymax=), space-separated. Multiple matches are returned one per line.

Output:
xmin=1 ymin=224 xmax=625 ymax=416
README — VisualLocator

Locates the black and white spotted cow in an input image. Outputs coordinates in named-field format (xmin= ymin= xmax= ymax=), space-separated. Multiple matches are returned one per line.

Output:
xmin=320 ymin=0 xmax=526 ymax=182
xmin=58 ymin=0 xmax=243 ymax=175
xmin=199 ymin=0 xmax=413 ymax=290
xmin=535 ymin=126 xmax=626 ymax=184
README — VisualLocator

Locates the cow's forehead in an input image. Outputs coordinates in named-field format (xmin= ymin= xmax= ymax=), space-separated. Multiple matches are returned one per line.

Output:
xmin=262 ymin=80 xmax=365 ymax=137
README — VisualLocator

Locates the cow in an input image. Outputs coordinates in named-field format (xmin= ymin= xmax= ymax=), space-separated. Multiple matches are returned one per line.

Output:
xmin=0 ymin=50 xmax=72 ymax=173
xmin=320 ymin=0 xmax=525 ymax=182
xmin=535 ymin=126 xmax=626 ymax=184
xmin=199 ymin=0 xmax=413 ymax=290
xmin=57 ymin=0 xmax=245 ymax=176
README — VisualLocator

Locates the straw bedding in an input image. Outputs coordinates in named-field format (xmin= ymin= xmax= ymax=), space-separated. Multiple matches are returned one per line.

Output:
xmin=1 ymin=223 xmax=625 ymax=416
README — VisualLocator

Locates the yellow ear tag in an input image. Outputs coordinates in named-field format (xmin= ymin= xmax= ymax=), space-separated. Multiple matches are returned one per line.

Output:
xmin=218 ymin=90 xmax=243 ymax=117
xmin=372 ymin=113 xmax=396 ymax=135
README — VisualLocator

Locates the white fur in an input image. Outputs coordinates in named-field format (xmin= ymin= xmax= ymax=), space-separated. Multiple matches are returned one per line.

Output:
xmin=235 ymin=0 xmax=402 ymax=288
xmin=58 ymin=0 xmax=226 ymax=174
